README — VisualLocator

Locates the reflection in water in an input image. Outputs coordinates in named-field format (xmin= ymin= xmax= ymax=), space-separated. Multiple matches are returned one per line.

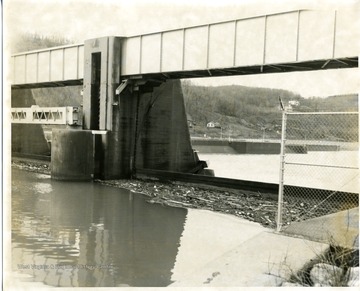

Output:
xmin=12 ymin=168 xmax=187 ymax=287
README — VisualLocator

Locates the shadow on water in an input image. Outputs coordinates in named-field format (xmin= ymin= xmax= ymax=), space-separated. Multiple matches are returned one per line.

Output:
xmin=11 ymin=168 xmax=187 ymax=287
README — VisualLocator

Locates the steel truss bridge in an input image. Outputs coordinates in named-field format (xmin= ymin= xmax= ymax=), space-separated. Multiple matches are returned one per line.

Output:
xmin=11 ymin=8 xmax=359 ymax=90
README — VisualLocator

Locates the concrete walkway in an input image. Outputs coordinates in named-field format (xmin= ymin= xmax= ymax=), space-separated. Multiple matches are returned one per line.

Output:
xmin=170 ymin=208 xmax=359 ymax=287
xmin=283 ymin=207 xmax=359 ymax=249
xmin=170 ymin=226 xmax=327 ymax=287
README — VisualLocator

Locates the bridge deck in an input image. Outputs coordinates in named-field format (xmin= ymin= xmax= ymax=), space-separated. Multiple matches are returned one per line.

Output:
xmin=11 ymin=9 xmax=359 ymax=88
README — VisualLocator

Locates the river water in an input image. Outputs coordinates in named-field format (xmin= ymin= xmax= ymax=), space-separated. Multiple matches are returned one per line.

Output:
xmin=10 ymin=149 xmax=358 ymax=287
xmin=11 ymin=168 xmax=263 ymax=287
xmin=199 ymin=151 xmax=359 ymax=193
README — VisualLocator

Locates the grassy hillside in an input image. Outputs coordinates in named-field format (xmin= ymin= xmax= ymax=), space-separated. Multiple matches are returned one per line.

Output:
xmin=182 ymin=81 xmax=358 ymax=140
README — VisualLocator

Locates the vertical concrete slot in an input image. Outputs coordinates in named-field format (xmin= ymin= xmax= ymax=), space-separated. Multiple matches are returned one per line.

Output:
xmin=51 ymin=129 xmax=94 ymax=181
xmin=90 ymin=52 xmax=101 ymax=130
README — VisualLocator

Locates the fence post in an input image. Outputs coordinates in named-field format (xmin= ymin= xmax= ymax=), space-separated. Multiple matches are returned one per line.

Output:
xmin=276 ymin=111 xmax=287 ymax=231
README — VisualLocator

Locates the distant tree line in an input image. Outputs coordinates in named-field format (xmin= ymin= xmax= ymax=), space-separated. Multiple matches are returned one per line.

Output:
xmin=12 ymin=32 xmax=74 ymax=53
xmin=182 ymin=80 xmax=358 ymax=140
xmin=182 ymin=80 xmax=301 ymax=126
xmin=300 ymin=94 xmax=358 ymax=112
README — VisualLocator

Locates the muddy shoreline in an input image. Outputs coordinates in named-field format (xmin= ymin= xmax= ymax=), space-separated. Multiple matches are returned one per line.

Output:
xmin=11 ymin=158 xmax=319 ymax=229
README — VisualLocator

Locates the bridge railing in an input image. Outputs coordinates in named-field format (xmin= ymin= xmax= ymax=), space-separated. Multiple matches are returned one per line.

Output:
xmin=11 ymin=44 xmax=84 ymax=86
xmin=121 ymin=8 xmax=359 ymax=76
xmin=11 ymin=105 xmax=82 ymax=125
xmin=10 ymin=8 xmax=359 ymax=87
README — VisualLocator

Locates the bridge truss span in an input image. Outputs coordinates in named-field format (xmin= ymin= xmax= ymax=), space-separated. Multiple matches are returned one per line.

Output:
xmin=10 ymin=8 xmax=359 ymax=88
xmin=11 ymin=43 xmax=84 ymax=88
xmin=122 ymin=9 xmax=359 ymax=78
xmin=11 ymin=106 xmax=82 ymax=125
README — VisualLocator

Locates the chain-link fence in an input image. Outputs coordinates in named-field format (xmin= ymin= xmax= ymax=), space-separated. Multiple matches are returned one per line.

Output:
xmin=276 ymin=112 xmax=359 ymax=233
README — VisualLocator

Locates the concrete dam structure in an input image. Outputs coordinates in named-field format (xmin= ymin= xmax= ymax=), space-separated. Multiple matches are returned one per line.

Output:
xmin=191 ymin=139 xmax=281 ymax=155
xmin=12 ymin=78 xmax=202 ymax=180
xmin=10 ymin=9 xmax=359 ymax=180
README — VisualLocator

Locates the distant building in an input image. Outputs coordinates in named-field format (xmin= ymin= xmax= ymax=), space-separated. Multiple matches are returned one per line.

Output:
xmin=284 ymin=100 xmax=300 ymax=111
xmin=207 ymin=121 xmax=221 ymax=128
xmin=289 ymin=100 xmax=300 ymax=106
xmin=278 ymin=100 xmax=300 ymax=111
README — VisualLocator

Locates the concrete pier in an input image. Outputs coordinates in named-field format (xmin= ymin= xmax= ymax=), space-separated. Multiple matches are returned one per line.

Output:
xmin=136 ymin=80 xmax=199 ymax=172
xmin=81 ymin=37 xmax=201 ymax=179
xmin=51 ymin=129 xmax=93 ymax=181
xmin=93 ymin=79 xmax=200 ymax=179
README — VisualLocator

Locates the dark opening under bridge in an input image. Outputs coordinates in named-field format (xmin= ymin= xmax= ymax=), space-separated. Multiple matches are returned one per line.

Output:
xmin=11 ymin=8 xmax=359 ymax=181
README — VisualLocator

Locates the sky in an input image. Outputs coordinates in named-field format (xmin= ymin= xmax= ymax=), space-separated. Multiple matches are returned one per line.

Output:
xmin=3 ymin=0 xmax=360 ymax=97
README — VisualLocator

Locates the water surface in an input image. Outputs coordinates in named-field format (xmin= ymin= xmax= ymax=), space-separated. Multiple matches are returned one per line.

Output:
xmin=12 ymin=168 xmax=259 ymax=287
xmin=199 ymin=151 xmax=359 ymax=193
xmin=12 ymin=168 xmax=187 ymax=287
